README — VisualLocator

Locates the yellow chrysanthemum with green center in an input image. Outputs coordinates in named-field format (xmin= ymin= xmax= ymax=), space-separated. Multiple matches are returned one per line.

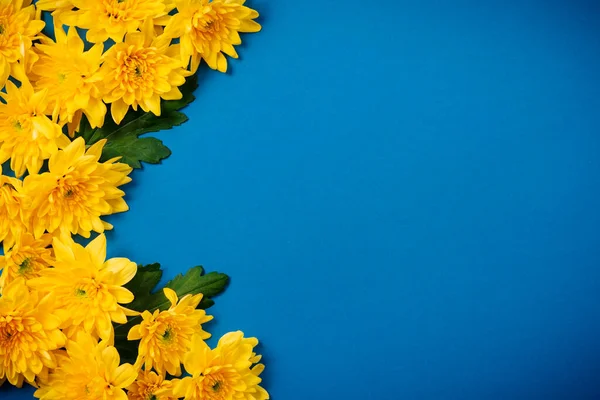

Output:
xmin=0 ymin=278 xmax=66 ymax=386
xmin=0 ymin=0 xmax=44 ymax=88
xmin=0 ymin=232 xmax=53 ymax=291
xmin=44 ymin=0 xmax=168 ymax=43
xmin=0 ymin=171 xmax=26 ymax=248
xmin=128 ymin=288 xmax=213 ymax=376
xmin=165 ymin=0 xmax=261 ymax=73
xmin=28 ymin=234 xmax=137 ymax=340
xmin=34 ymin=332 xmax=138 ymax=400
xmin=0 ymin=79 xmax=70 ymax=178
xmin=31 ymin=24 xmax=106 ymax=135
xmin=172 ymin=331 xmax=269 ymax=400
xmin=100 ymin=21 xmax=189 ymax=124
xmin=23 ymin=137 xmax=132 ymax=238
xmin=128 ymin=370 xmax=178 ymax=400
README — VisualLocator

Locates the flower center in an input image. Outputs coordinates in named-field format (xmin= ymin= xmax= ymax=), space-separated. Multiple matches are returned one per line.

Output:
xmin=74 ymin=279 xmax=102 ymax=299
xmin=161 ymin=326 xmax=174 ymax=343
xmin=10 ymin=116 xmax=34 ymax=138
xmin=64 ymin=187 xmax=76 ymax=198
xmin=0 ymin=13 xmax=9 ymax=35
xmin=192 ymin=11 xmax=219 ymax=34
xmin=1 ymin=328 xmax=15 ymax=343
xmin=0 ymin=318 xmax=23 ymax=348
xmin=18 ymin=257 xmax=32 ymax=274
xmin=104 ymin=0 xmax=130 ymax=21
xmin=55 ymin=175 xmax=82 ymax=202
xmin=139 ymin=384 xmax=160 ymax=400
xmin=198 ymin=368 xmax=239 ymax=400
xmin=119 ymin=51 xmax=156 ymax=90
xmin=0 ymin=13 xmax=13 ymax=48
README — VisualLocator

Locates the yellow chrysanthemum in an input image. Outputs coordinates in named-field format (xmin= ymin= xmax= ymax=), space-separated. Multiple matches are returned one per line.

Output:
xmin=0 ymin=170 xmax=26 ymax=248
xmin=0 ymin=278 xmax=66 ymax=386
xmin=0 ymin=232 xmax=53 ymax=291
xmin=0 ymin=79 xmax=70 ymax=177
xmin=165 ymin=0 xmax=261 ymax=73
xmin=32 ymin=24 xmax=107 ymax=134
xmin=23 ymin=137 xmax=132 ymax=238
xmin=128 ymin=370 xmax=178 ymax=400
xmin=128 ymin=288 xmax=213 ymax=376
xmin=50 ymin=0 xmax=168 ymax=43
xmin=100 ymin=20 xmax=188 ymax=124
xmin=34 ymin=332 xmax=138 ymax=400
xmin=172 ymin=331 xmax=269 ymax=400
xmin=28 ymin=234 xmax=137 ymax=340
xmin=0 ymin=0 xmax=45 ymax=88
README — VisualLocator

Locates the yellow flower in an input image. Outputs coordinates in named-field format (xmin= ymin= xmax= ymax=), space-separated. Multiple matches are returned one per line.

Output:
xmin=172 ymin=331 xmax=269 ymax=400
xmin=128 ymin=370 xmax=178 ymax=400
xmin=165 ymin=0 xmax=261 ymax=73
xmin=0 ymin=278 xmax=66 ymax=386
xmin=0 ymin=79 xmax=70 ymax=178
xmin=28 ymin=234 xmax=137 ymax=340
xmin=128 ymin=288 xmax=213 ymax=376
xmin=0 ymin=170 xmax=26 ymax=248
xmin=23 ymin=137 xmax=132 ymax=238
xmin=100 ymin=20 xmax=188 ymax=124
xmin=31 ymin=23 xmax=107 ymax=134
xmin=0 ymin=0 xmax=45 ymax=88
xmin=34 ymin=332 xmax=138 ymax=400
xmin=0 ymin=232 xmax=53 ymax=291
xmin=52 ymin=0 xmax=168 ymax=43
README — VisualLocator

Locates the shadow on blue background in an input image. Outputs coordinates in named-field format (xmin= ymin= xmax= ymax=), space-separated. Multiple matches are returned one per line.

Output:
xmin=4 ymin=0 xmax=600 ymax=399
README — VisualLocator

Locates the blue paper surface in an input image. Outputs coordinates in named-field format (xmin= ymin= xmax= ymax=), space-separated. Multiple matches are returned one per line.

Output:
xmin=3 ymin=0 xmax=600 ymax=399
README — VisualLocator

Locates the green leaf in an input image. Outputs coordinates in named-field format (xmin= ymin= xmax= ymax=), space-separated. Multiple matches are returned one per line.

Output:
xmin=75 ymin=74 xmax=199 ymax=169
xmin=101 ymin=136 xmax=172 ymax=168
xmin=165 ymin=266 xmax=229 ymax=300
xmin=124 ymin=263 xmax=163 ymax=311
xmin=113 ymin=341 xmax=138 ymax=366
xmin=127 ymin=263 xmax=162 ymax=290
xmin=124 ymin=263 xmax=228 ymax=314
xmin=92 ymin=110 xmax=189 ymax=147
xmin=164 ymin=266 xmax=228 ymax=310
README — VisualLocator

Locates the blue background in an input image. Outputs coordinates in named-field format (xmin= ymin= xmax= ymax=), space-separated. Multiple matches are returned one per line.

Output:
xmin=4 ymin=0 xmax=600 ymax=399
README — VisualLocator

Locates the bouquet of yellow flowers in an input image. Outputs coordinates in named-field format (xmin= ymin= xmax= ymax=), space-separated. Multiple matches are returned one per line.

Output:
xmin=0 ymin=1 xmax=267 ymax=399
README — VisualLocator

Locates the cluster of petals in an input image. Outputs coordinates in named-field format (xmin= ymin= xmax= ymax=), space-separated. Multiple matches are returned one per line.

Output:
xmin=0 ymin=1 xmax=267 ymax=398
